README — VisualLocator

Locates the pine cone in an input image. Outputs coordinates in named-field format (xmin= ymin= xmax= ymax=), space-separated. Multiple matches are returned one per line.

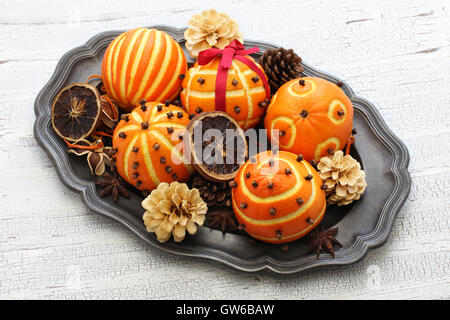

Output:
xmin=184 ymin=9 xmax=243 ymax=58
xmin=260 ymin=47 xmax=303 ymax=93
xmin=190 ymin=174 xmax=232 ymax=210
xmin=317 ymin=150 xmax=367 ymax=206
xmin=142 ymin=182 xmax=207 ymax=243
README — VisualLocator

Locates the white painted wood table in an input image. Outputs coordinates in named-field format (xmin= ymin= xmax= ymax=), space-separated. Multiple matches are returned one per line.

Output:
xmin=0 ymin=0 xmax=449 ymax=299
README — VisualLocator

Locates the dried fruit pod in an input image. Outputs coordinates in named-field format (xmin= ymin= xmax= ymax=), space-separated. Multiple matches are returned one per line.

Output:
xmin=264 ymin=77 xmax=353 ymax=162
xmin=185 ymin=111 xmax=247 ymax=182
xmin=51 ymin=83 xmax=102 ymax=142
xmin=102 ymin=28 xmax=187 ymax=110
xmin=67 ymin=138 xmax=112 ymax=176
xmin=231 ymin=151 xmax=326 ymax=244
xmin=180 ymin=57 xmax=270 ymax=130
xmin=98 ymin=96 xmax=119 ymax=131
xmin=113 ymin=101 xmax=194 ymax=191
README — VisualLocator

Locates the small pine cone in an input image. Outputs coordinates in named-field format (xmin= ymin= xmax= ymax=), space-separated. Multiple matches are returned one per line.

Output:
xmin=260 ymin=47 xmax=303 ymax=93
xmin=317 ymin=150 xmax=367 ymax=206
xmin=190 ymin=174 xmax=232 ymax=210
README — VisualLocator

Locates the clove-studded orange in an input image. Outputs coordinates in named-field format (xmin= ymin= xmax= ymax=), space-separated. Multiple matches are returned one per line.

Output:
xmin=113 ymin=101 xmax=194 ymax=192
xmin=264 ymin=77 xmax=353 ymax=162
xmin=231 ymin=151 xmax=326 ymax=244
xmin=102 ymin=28 xmax=187 ymax=110
xmin=180 ymin=56 xmax=270 ymax=130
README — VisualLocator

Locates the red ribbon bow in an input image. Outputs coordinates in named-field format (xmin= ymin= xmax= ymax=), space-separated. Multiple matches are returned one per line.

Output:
xmin=198 ymin=39 xmax=270 ymax=112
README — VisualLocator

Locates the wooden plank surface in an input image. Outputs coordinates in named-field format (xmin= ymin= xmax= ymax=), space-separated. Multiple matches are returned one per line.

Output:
xmin=0 ymin=0 xmax=449 ymax=299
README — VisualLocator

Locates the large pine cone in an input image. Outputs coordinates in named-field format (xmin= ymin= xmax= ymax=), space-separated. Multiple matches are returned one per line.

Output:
xmin=190 ymin=174 xmax=232 ymax=210
xmin=260 ymin=47 xmax=303 ymax=93
xmin=142 ymin=182 xmax=207 ymax=243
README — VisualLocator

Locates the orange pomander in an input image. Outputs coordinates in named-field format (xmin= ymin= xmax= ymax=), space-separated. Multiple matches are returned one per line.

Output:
xmin=102 ymin=28 xmax=187 ymax=110
xmin=264 ymin=77 xmax=353 ymax=162
xmin=112 ymin=101 xmax=194 ymax=192
xmin=180 ymin=56 xmax=269 ymax=130
xmin=231 ymin=151 xmax=326 ymax=244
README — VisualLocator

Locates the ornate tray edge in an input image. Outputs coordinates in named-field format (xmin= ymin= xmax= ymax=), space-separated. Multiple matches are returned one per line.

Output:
xmin=33 ymin=25 xmax=411 ymax=274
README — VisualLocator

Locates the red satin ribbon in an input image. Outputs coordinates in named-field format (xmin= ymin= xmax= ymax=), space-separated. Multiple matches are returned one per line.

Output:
xmin=198 ymin=39 xmax=271 ymax=112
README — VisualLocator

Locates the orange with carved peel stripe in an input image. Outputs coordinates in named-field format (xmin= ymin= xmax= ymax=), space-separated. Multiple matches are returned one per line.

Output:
xmin=102 ymin=28 xmax=187 ymax=110
xmin=264 ymin=77 xmax=353 ymax=162
xmin=231 ymin=151 xmax=326 ymax=244
xmin=113 ymin=102 xmax=194 ymax=192
xmin=180 ymin=56 xmax=269 ymax=130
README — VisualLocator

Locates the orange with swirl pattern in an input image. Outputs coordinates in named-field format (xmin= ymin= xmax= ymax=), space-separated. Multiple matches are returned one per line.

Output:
xmin=231 ymin=151 xmax=326 ymax=244
xmin=264 ymin=77 xmax=353 ymax=162
xmin=180 ymin=56 xmax=269 ymax=130
xmin=113 ymin=102 xmax=194 ymax=192
xmin=102 ymin=28 xmax=187 ymax=110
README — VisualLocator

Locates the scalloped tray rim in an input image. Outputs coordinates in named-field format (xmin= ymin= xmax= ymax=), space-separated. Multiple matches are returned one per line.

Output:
xmin=33 ymin=25 xmax=411 ymax=274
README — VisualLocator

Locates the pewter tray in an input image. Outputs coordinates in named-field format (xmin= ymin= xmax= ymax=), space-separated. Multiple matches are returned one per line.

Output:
xmin=34 ymin=25 xmax=411 ymax=274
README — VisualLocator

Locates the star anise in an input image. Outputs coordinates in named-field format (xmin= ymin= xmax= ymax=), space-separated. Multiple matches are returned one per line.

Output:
xmin=96 ymin=170 xmax=129 ymax=202
xmin=306 ymin=226 xmax=343 ymax=259
xmin=206 ymin=210 xmax=238 ymax=233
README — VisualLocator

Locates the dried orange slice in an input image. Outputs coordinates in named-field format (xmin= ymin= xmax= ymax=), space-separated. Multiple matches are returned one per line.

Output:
xmin=51 ymin=83 xmax=102 ymax=141
xmin=186 ymin=111 xmax=248 ymax=182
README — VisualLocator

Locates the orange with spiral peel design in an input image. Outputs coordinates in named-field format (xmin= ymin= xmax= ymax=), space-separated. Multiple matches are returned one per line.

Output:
xmin=180 ymin=56 xmax=269 ymax=130
xmin=264 ymin=77 xmax=353 ymax=162
xmin=113 ymin=102 xmax=194 ymax=192
xmin=102 ymin=28 xmax=187 ymax=110
xmin=231 ymin=151 xmax=326 ymax=244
